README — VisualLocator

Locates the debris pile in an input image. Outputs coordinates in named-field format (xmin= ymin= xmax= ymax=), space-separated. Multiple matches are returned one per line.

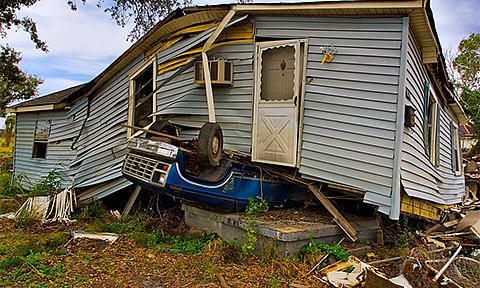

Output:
xmin=1 ymin=186 xmax=76 ymax=222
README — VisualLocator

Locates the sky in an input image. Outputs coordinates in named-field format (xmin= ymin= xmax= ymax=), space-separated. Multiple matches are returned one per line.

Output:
xmin=1 ymin=0 xmax=479 ymax=128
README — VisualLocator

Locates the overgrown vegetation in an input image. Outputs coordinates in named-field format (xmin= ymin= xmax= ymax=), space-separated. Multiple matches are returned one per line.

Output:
xmin=300 ymin=236 xmax=349 ymax=264
xmin=28 ymin=169 xmax=64 ymax=197
xmin=241 ymin=198 xmax=269 ymax=257
xmin=395 ymin=215 xmax=411 ymax=248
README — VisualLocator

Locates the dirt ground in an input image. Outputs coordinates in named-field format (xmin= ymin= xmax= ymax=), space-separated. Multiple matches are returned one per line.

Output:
xmin=0 ymin=215 xmax=332 ymax=288
xmin=2 ymin=204 xmax=473 ymax=288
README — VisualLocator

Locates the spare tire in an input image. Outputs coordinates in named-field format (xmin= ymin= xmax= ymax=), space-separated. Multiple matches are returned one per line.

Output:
xmin=146 ymin=120 xmax=177 ymax=139
xmin=198 ymin=122 xmax=223 ymax=167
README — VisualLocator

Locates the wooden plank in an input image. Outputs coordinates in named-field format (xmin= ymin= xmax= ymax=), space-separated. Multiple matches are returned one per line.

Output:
xmin=122 ymin=185 xmax=141 ymax=217
xmin=308 ymin=184 xmax=359 ymax=241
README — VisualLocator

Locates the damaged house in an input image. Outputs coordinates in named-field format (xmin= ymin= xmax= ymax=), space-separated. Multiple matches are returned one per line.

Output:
xmin=8 ymin=0 xmax=467 ymax=223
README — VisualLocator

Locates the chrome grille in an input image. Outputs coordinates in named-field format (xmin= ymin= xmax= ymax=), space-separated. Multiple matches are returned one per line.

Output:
xmin=123 ymin=153 xmax=159 ymax=182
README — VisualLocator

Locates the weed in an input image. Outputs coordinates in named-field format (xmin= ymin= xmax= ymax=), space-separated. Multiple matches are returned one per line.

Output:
xmin=14 ymin=209 xmax=41 ymax=229
xmin=245 ymin=197 xmax=269 ymax=216
xmin=271 ymin=277 xmax=279 ymax=288
xmin=0 ymin=255 xmax=23 ymax=270
xmin=13 ymin=242 xmax=46 ymax=257
xmin=77 ymin=203 xmax=107 ymax=220
xmin=0 ymin=173 xmax=26 ymax=197
xmin=29 ymin=170 xmax=64 ymax=196
xmin=0 ymin=244 xmax=11 ymax=256
xmin=47 ymin=232 xmax=69 ymax=247
xmin=300 ymin=237 xmax=349 ymax=263
xmin=155 ymin=234 xmax=218 ymax=255
xmin=128 ymin=231 xmax=160 ymax=248
xmin=241 ymin=226 xmax=258 ymax=257
xmin=240 ymin=198 xmax=269 ymax=258
xmin=96 ymin=218 xmax=146 ymax=234
xmin=395 ymin=215 xmax=410 ymax=248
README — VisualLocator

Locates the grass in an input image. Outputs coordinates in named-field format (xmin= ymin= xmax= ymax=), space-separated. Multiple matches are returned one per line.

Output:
xmin=300 ymin=237 xmax=349 ymax=264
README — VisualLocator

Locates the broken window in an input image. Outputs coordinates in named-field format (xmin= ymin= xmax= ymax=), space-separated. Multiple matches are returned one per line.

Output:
xmin=451 ymin=123 xmax=462 ymax=174
xmin=32 ymin=120 xmax=50 ymax=159
xmin=133 ymin=65 xmax=153 ymax=127
xmin=260 ymin=46 xmax=296 ymax=101
xmin=423 ymin=82 xmax=439 ymax=166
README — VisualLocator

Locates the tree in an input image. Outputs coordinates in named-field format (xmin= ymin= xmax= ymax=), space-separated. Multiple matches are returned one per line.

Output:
xmin=1 ymin=0 xmax=193 ymax=113
xmin=4 ymin=115 xmax=16 ymax=147
xmin=0 ymin=46 xmax=43 ymax=116
xmin=453 ymin=33 xmax=480 ymax=155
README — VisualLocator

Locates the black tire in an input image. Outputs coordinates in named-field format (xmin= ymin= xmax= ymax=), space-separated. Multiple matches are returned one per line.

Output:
xmin=146 ymin=120 xmax=176 ymax=139
xmin=198 ymin=122 xmax=223 ymax=167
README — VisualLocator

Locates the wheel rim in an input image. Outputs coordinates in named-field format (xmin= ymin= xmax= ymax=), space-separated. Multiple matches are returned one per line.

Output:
xmin=212 ymin=136 xmax=219 ymax=156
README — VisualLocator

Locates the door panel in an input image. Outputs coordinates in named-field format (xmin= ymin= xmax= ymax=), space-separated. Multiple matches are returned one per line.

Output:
xmin=252 ymin=40 xmax=301 ymax=167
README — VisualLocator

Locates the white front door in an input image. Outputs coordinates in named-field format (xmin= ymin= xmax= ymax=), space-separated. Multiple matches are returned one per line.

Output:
xmin=252 ymin=40 xmax=302 ymax=167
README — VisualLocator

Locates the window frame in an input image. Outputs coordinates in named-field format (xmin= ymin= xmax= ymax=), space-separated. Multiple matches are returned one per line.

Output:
xmin=451 ymin=122 xmax=462 ymax=175
xmin=424 ymin=83 xmax=439 ymax=166
xmin=32 ymin=119 xmax=50 ymax=160
xmin=127 ymin=56 xmax=157 ymax=137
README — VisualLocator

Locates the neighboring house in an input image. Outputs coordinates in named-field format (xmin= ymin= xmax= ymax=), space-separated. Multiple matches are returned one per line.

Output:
xmin=8 ymin=0 xmax=467 ymax=220
xmin=460 ymin=124 xmax=476 ymax=151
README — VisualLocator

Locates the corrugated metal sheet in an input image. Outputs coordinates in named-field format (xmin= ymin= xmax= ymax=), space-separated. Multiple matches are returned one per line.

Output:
xmin=255 ymin=16 xmax=403 ymax=215
xmin=400 ymin=28 xmax=464 ymax=204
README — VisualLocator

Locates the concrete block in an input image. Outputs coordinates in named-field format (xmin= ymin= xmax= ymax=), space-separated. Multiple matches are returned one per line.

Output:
xmin=182 ymin=204 xmax=380 ymax=257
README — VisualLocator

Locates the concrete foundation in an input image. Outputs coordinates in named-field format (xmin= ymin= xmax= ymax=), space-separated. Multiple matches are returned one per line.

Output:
xmin=182 ymin=204 xmax=381 ymax=257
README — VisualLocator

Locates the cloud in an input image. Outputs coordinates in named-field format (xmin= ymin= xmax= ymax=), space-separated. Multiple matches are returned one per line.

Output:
xmin=431 ymin=0 xmax=480 ymax=53
xmin=0 ymin=0 xmax=133 ymax=95
xmin=1 ymin=0 xmax=478 ymax=98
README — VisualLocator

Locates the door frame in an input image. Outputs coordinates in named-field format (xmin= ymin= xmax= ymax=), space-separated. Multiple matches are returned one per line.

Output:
xmin=251 ymin=39 xmax=308 ymax=167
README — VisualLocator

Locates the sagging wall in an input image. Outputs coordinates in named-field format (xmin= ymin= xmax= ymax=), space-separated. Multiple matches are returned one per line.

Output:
xmin=67 ymin=56 xmax=145 ymax=200
xmin=400 ymin=28 xmax=464 ymax=205
xmin=255 ymin=16 xmax=403 ymax=215
xmin=13 ymin=110 xmax=77 ymax=187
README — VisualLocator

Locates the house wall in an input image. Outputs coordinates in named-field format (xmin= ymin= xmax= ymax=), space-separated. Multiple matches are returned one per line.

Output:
xmin=13 ymin=110 xmax=77 ymax=187
xmin=68 ymin=56 xmax=145 ymax=200
xmin=400 ymin=28 xmax=465 ymax=204
xmin=154 ymin=42 xmax=254 ymax=154
xmin=255 ymin=16 xmax=404 ymax=215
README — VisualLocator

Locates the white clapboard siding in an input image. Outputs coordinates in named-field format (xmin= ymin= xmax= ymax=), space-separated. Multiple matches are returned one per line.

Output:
xmin=401 ymin=28 xmax=464 ymax=204
xmin=255 ymin=16 xmax=403 ymax=215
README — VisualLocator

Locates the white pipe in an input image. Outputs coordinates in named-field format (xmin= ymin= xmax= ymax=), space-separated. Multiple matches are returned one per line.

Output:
xmin=433 ymin=245 xmax=462 ymax=282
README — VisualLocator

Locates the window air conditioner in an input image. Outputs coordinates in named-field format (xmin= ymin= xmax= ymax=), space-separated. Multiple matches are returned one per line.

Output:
xmin=194 ymin=59 xmax=233 ymax=85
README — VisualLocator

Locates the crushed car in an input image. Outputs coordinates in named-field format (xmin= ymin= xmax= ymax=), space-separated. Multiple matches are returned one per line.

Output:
xmin=122 ymin=120 xmax=307 ymax=212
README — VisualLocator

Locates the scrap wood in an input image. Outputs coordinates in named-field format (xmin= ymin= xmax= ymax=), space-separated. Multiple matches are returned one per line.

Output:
xmin=308 ymin=185 xmax=358 ymax=242
xmin=424 ymin=223 xmax=442 ymax=234
xmin=122 ymin=124 xmax=185 ymax=142
xmin=456 ymin=210 xmax=480 ymax=240
xmin=368 ymin=247 xmax=457 ymax=265
xmin=443 ymin=219 xmax=460 ymax=228
xmin=122 ymin=185 xmax=141 ymax=217
xmin=363 ymin=267 xmax=403 ymax=288
xmin=425 ymin=236 xmax=446 ymax=249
